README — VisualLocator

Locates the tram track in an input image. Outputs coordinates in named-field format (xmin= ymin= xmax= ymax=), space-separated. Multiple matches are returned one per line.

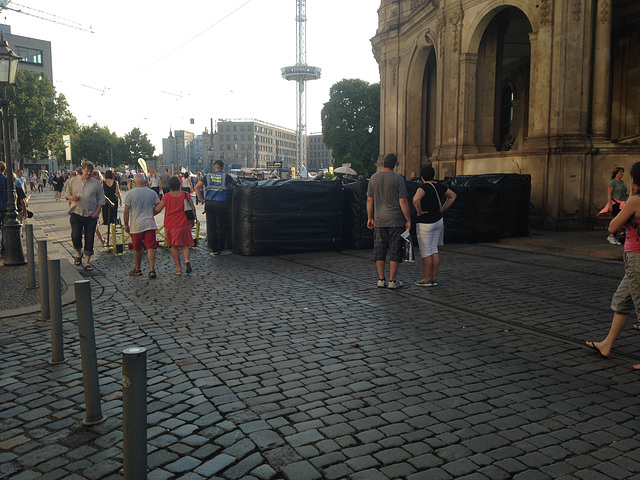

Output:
xmin=260 ymin=245 xmax=640 ymax=363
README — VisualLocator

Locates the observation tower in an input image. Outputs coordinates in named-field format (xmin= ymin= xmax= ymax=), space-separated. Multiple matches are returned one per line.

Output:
xmin=281 ymin=0 xmax=321 ymax=177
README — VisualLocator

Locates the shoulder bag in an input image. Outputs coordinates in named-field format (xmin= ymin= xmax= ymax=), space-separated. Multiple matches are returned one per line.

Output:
xmin=183 ymin=192 xmax=196 ymax=221
xmin=428 ymin=182 xmax=445 ymax=247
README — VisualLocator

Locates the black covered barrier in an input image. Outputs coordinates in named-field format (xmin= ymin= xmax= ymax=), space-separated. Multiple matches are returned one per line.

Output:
xmin=231 ymin=178 xmax=343 ymax=256
xmin=444 ymin=173 xmax=531 ymax=243
xmin=342 ymin=180 xmax=373 ymax=250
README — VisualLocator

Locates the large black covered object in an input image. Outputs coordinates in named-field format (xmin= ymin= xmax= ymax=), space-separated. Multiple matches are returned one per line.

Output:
xmin=232 ymin=178 xmax=343 ymax=255
xmin=342 ymin=180 xmax=373 ymax=249
xmin=445 ymin=174 xmax=531 ymax=242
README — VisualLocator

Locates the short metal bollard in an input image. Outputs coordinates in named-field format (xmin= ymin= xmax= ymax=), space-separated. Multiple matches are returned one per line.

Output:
xmin=122 ymin=347 xmax=147 ymax=480
xmin=75 ymin=280 xmax=106 ymax=426
xmin=48 ymin=259 xmax=65 ymax=364
xmin=25 ymin=224 xmax=36 ymax=289
xmin=37 ymin=240 xmax=49 ymax=321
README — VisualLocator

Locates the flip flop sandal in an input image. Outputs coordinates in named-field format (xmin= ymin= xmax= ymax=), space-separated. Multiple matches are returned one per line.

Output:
xmin=129 ymin=269 xmax=142 ymax=276
xmin=74 ymin=255 xmax=83 ymax=266
xmin=149 ymin=270 xmax=157 ymax=278
xmin=83 ymin=264 xmax=94 ymax=272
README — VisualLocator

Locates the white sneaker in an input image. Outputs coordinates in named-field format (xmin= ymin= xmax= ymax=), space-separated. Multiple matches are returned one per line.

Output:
xmin=377 ymin=278 xmax=387 ymax=288
xmin=387 ymin=280 xmax=403 ymax=289
xmin=607 ymin=236 xmax=620 ymax=245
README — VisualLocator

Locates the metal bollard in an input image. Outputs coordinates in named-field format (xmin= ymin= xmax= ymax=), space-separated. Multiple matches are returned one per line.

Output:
xmin=122 ymin=347 xmax=147 ymax=480
xmin=37 ymin=240 xmax=49 ymax=321
xmin=75 ymin=280 xmax=106 ymax=426
xmin=25 ymin=224 xmax=36 ymax=289
xmin=48 ymin=259 xmax=65 ymax=364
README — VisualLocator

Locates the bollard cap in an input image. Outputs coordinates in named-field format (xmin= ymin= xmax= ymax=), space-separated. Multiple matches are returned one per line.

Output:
xmin=123 ymin=347 xmax=146 ymax=355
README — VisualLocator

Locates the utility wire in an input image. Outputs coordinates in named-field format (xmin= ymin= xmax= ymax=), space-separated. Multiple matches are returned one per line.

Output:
xmin=139 ymin=0 xmax=254 ymax=73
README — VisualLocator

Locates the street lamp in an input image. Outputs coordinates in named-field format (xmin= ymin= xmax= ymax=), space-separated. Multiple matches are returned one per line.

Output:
xmin=0 ymin=31 xmax=25 ymax=266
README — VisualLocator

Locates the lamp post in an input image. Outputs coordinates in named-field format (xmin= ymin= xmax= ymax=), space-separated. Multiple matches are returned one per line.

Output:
xmin=0 ymin=32 xmax=25 ymax=266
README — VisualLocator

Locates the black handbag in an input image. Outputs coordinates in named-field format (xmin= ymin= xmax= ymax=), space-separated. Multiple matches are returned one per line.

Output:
xmin=184 ymin=193 xmax=195 ymax=221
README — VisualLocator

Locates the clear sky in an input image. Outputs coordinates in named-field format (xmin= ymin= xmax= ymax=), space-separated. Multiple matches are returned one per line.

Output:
xmin=1 ymin=0 xmax=381 ymax=155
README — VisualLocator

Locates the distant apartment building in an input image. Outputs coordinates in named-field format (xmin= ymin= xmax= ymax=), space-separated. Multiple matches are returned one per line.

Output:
xmin=211 ymin=119 xmax=296 ymax=169
xmin=0 ymin=24 xmax=53 ymax=82
xmin=307 ymin=133 xmax=333 ymax=170
xmin=161 ymin=129 xmax=196 ymax=170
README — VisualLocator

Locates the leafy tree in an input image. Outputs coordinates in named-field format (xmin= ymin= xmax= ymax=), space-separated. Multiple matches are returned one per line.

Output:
xmin=73 ymin=123 xmax=124 ymax=168
xmin=321 ymin=78 xmax=380 ymax=178
xmin=12 ymin=70 xmax=78 ymax=164
xmin=124 ymin=127 xmax=155 ymax=166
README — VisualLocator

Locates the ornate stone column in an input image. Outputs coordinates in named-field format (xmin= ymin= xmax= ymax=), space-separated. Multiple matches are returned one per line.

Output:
xmin=592 ymin=0 xmax=612 ymax=136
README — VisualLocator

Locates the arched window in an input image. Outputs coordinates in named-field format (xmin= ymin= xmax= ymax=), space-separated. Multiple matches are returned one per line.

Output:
xmin=498 ymin=86 xmax=515 ymax=151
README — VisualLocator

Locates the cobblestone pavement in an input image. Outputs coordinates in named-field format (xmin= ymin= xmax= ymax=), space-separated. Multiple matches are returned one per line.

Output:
xmin=1 ymin=190 xmax=639 ymax=480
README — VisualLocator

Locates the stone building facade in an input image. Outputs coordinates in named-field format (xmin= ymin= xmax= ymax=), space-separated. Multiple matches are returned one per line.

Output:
xmin=372 ymin=0 xmax=640 ymax=229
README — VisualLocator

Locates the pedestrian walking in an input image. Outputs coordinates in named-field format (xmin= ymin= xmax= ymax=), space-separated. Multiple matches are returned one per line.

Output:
xmin=102 ymin=170 xmax=122 ymax=246
xmin=412 ymin=165 xmax=456 ymax=286
xmin=90 ymin=170 xmax=106 ymax=246
xmin=159 ymin=168 xmax=171 ymax=197
xmin=587 ymin=161 xmax=640 ymax=370
xmin=366 ymin=153 xmax=411 ymax=289
xmin=154 ymin=176 xmax=196 ymax=275
xmin=64 ymin=161 xmax=105 ymax=271
xmin=124 ymin=173 xmax=160 ymax=278
xmin=606 ymin=166 xmax=628 ymax=245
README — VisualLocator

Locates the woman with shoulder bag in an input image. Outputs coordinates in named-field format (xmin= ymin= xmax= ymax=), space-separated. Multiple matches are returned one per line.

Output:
xmin=412 ymin=165 xmax=456 ymax=287
xmin=154 ymin=176 xmax=196 ymax=275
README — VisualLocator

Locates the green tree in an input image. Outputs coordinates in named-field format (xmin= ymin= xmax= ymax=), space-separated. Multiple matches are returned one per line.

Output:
xmin=321 ymin=78 xmax=380 ymax=178
xmin=13 ymin=70 xmax=78 ymax=163
xmin=73 ymin=123 xmax=123 ymax=168
xmin=124 ymin=127 xmax=155 ymax=166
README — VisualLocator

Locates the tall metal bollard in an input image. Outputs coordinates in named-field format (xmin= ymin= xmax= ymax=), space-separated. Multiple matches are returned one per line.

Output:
xmin=25 ymin=224 xmax=36 ymax=289
xmin=37 ymin=240 xmax=49 ymax=321
xmin=48 ymin=259 xmax=65 ymax=364
xmin=122 ymin=347 xmax=147 ymax=480
xmin=75 ymin=280 xmax=106 ymax=426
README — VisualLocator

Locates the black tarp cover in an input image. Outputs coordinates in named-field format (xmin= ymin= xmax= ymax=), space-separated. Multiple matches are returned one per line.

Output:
xmin=445 ymin=173 xmax=531 ymax=242
xmin=231 ymin=178 xmax=343 ymax=255
xmin=342 ymin=180 xmax=373 ymax=250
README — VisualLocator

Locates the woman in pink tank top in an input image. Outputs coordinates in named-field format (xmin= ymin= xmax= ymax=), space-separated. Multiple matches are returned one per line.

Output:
xmin=586 ymin=161 xmax=640 ymax=370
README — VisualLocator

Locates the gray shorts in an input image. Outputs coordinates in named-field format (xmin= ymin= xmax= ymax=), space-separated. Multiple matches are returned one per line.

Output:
xmin=611 ymin=252 xmax=640 ymax=317
xmin=373 ymin=227 xmax=404 ymax=263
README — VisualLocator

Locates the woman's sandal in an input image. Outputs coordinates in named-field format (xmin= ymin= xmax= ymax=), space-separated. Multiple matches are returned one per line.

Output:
xmin=634 ymin=324 xmax=640 ymax=332
xmin=74 ymin=255 xmax=83 ymax=266
xmin=149 ymin=270 xmax=157 ymax=279
xmin=83 ymin=264 xmax=94 ymax=272
xmin=129 ymin=269 xmax=142 ymax=276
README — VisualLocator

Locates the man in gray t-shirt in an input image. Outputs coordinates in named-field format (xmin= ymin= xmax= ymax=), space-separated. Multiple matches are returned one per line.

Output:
xmin=124 ymin=174 xmax=160 ymax=278
xmin=367 ymin=153 xmax=411 ymax=289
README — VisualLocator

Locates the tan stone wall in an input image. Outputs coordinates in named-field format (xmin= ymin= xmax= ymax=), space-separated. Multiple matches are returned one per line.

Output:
xmin=373 ymin=0 xmax=640 ymax=230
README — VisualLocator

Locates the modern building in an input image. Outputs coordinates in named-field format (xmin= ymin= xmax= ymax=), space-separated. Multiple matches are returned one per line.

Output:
xmin=307 ymin=133 xmax=334 ymax=171
xmin=372 ymin=0 xmax=640 ymax=229
xmin=0 ymin=24 xmax=53 ymax=82
xmin=161 ymin=129 xmax=197 ymax=171
xmin=211 ymin=119 xmax=297 ymax=170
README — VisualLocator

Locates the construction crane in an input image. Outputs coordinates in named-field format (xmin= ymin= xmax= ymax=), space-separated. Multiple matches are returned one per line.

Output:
xmin=281 ymin=0 xmax=321 ymax=177
xmin=0 ymin=1 xmax=94 ymax=33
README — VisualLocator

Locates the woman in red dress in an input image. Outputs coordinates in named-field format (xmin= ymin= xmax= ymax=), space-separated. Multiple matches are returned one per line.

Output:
xmin=154 ymin=176 xmax=196 ymax=274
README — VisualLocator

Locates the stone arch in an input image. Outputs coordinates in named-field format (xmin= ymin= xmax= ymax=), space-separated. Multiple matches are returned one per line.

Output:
xmin=463 ymin=1 xmax=537 ymax=55
xmin=470 ymin=6 xmax=533 ymax=152
xmin=404 ymin=34 xmax=438 ymax=175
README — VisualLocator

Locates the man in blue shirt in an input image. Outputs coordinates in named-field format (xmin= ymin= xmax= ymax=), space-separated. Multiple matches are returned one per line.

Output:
xmin=195 ymin=160 xmax=236 ymax=256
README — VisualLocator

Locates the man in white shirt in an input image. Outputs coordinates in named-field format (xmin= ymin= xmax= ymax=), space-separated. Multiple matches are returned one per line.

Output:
xmin=124 ymin=174 xmax=160 ymax=278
